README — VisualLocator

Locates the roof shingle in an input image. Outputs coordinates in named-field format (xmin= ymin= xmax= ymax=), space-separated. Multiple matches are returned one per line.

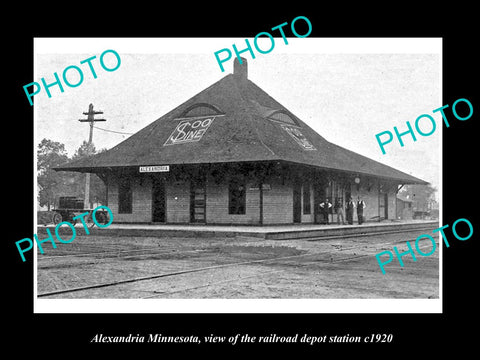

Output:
xmin=55 ymin=59 xmax=427 ymax=185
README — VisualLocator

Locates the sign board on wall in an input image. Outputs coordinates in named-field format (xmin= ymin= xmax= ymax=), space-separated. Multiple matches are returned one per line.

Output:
xmin=139 ymin=165 xmax=170 ymax=173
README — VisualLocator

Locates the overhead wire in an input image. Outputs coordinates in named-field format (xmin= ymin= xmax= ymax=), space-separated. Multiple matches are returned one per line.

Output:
xmin=92 ymin=126 xmax=134 ymax=135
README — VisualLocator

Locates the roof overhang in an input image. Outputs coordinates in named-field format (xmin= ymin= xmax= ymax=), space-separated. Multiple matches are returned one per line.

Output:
xmin=54 ymin=159 xmax=428 ymax=185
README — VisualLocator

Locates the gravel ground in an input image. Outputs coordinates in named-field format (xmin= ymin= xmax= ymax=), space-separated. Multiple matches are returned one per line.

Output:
xmin=36 ymin=230 xmax=439 ymax=299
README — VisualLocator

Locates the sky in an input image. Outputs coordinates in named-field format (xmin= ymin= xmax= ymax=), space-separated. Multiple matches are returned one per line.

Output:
xmin=34 ymin=38 xmax=441 ymax=198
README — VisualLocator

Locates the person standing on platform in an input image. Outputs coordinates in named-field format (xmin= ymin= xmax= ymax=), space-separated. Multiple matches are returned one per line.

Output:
xmin=346 ymin=197 xmax=355 ymax=225
xmin=357 ymin=197 xmax=366 ymax=225
xmin=319 ymin=198 xmax=332 ymax=224
xmin=334 ymin=198 xmax=345 ymax=225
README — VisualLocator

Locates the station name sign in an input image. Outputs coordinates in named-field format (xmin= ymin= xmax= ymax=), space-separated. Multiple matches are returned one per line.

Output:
xmin=139 ymin=165 xmax=170 ymax=173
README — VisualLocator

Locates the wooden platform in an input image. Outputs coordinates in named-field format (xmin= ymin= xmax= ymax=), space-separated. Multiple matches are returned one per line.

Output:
xmin=40 ymin=220 xmax=439 ymax=240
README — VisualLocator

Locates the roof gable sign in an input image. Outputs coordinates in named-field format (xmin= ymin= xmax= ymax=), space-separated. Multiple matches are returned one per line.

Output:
xmin=164 ymin=103 xmax=224 ymax=146
xmin=164 ymin=116 xmax=217 ymax=146
xmin=280 ymin=123 xmax=317 ymax=151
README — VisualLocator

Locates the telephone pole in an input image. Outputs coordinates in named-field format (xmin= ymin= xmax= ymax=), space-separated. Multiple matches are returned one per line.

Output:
xmin=79 ymin=103 xmax=106 ymax=209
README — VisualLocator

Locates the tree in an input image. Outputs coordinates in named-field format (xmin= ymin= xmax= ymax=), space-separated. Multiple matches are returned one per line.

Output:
xmin=71 ymin=141 xmax=107 ymax=208
xmin=37 ymin=139 xmax=71 ymax=210
xmin=37 ymin=139 xmax=108 ymax=210
xmin=72 ymin=140 xmax=96 ymax=159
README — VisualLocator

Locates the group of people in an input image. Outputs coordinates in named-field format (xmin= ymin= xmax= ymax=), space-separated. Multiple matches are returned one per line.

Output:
xmin=319 ymin=197 xmax=366 ymax=225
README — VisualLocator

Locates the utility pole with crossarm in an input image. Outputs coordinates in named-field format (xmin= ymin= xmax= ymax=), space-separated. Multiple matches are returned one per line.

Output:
xmin=78 ymin=103 xmax=106 ymax=209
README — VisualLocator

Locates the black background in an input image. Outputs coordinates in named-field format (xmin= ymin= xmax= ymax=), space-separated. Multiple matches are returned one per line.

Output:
xmin=6 ymin=5 xmax=478 ymax=356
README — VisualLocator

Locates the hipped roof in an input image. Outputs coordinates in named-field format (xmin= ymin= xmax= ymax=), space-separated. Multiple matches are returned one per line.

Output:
xmin=55 ymin=59 xmax=427 ymax=185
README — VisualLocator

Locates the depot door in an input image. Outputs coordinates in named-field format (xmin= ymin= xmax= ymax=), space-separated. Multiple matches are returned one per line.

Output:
xmin=379 ymin=192 xmax=388 ymax=220
xmin=384 ymin=193 xmax=388 ymax=219
xmin=293 ymin=183 xmax=302 ymax=223
xmin=313 ymin=182 xmax=326 ymax=224
xmin=190 ymin=176 xmax=206 ymax=223
xmin=152 ymin=177 xmax=166 ymax=222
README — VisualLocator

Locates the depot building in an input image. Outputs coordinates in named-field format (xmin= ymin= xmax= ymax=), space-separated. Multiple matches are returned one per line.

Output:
xmin=56 ymin=58 xmax=427 ymax=225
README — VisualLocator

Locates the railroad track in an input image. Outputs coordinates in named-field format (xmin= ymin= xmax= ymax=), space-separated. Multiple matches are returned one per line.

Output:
xmin=37 ymin=226 xmax=440 ymax=298
xmin=141 ymin=253 xmax=375 ymax=299
xmin=37 ymin=225 xmax=434 ymax=260
xmin=35 ymin=232 xmax=417 ymax=269
xmin=36 ymin=235 xmax=264 ymax=260
xmin=37 ymin=246 xmax=212 ymax=262
xmin=37 ymin=249 xmax=367 ymax=298
xmin=294 ymin=225 xmax=437 ymax=241
xmin=142 ymin=239 xmax=439 ymax=298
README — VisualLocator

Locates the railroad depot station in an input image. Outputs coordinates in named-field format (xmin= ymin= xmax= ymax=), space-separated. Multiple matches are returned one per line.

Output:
xmin=56 ymin=58 xmax=427 ymax=227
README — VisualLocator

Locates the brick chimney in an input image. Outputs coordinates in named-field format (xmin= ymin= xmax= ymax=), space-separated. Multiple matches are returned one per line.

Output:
xmin=233 ymin=57 xmax=248 ymax=80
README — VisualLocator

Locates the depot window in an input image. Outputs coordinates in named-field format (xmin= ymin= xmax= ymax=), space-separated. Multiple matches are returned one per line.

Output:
xmin=118 ymin=177 xmax=132 ymax=214
xmin=228 ymin=180 xmax=246 ymax=215
xmin=267 ymin=110 xmax=299 ymax=126
xmin=180 ymin=103 xmax=224 ymax=118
